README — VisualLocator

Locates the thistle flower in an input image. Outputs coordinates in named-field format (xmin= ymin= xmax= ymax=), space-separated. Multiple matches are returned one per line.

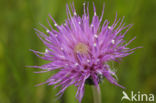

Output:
xmin=32 ymin=3 xmax=139 ymax=103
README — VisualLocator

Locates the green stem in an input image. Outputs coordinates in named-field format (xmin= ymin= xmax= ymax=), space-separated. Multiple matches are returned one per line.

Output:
xmin=92 ymin=86 xmax=101 ymax=103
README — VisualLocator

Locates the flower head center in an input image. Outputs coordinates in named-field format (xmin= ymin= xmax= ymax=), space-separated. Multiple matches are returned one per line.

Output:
xmin=74 ymin=43 xmax=88 ymax=54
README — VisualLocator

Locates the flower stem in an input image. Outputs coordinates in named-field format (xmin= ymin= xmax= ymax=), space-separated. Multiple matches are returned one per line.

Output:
xmin=92 ymin=86 xmax=101 ymax=103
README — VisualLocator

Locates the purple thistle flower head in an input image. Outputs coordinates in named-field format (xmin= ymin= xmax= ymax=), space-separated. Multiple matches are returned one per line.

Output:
xmin=32 ymin=3 xmax=139 ymax=103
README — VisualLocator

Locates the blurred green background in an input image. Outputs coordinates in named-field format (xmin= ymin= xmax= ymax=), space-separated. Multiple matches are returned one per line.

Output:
xmin=0 ymin=0 xmax=156 ymax=103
